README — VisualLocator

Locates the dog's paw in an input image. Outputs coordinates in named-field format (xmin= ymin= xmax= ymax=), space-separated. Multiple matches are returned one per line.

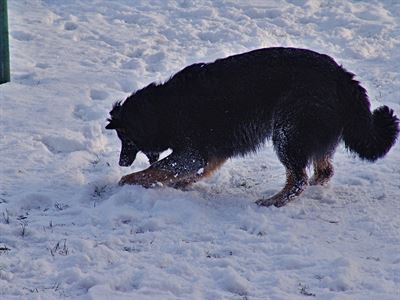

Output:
xmin=256 ymin=194 xmax=289 ymax=207
xmin=256 ymin=198 xmax=283 ymax=207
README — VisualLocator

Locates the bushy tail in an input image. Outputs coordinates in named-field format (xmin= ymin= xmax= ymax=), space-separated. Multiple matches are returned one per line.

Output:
xmin=341 ymin=72 xmax=399 ymax=161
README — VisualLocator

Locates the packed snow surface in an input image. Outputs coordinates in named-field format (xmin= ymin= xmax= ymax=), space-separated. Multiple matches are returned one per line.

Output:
xmin=1 ymin=0 xmax=400 ymax=299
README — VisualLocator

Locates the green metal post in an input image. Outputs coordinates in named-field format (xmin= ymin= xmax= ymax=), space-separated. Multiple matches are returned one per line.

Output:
xmin=0 ymin=0 xmax=10 ymax=84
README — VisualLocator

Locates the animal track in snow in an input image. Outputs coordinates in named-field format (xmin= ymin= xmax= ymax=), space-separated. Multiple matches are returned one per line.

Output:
xmin=73 ymin=104 xmax=104 ymax=121
xmin=35 ymin=62 xmax=50 ymax=69
xmin=11 ymin=31 xmax=34 ymax=41
xmin=64 ymin=22 xmax=78 ymax=31
xmin=90 ymin=89 xmax=109 ymax=101
xmin=41 ymin=135 xmax=86 ymax=154
xmin=13 ymin=72 xmax=40 ymax=86
xmin=120 ymin=58 xmax=143 ymax=70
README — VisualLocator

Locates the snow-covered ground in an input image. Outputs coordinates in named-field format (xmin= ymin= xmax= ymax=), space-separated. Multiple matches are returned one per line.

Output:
xmin=1 ymin=0 xmax=399 ymax=299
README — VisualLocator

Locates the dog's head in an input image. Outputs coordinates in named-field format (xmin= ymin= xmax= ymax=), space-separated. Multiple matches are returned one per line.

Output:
xmin=106 ymin=101 xmax=160 ymax=166
xmin=106 ymin=102 xmax=139 ymax=166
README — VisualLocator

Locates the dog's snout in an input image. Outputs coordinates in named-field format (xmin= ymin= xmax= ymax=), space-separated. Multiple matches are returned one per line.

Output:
xmin=119 ymin=145 xmax=138 ymax=167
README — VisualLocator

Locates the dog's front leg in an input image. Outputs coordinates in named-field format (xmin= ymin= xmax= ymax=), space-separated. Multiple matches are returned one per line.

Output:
xmin=119 ymin=167 xmax=178 ymax=187
xmin=119 ymin=150 xmax=206 ymax=188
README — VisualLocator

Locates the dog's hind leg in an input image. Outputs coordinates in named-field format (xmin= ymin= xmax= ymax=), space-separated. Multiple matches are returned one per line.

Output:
xmin=256 ymin=112 xmax=311 ymax=207
xmin=256 ymin=167 xmax=308 ymax=207
xmin=256 ymin=142 xmax=309 ymax=207
xmin=309 ymin=155 xmax=334 ymax=186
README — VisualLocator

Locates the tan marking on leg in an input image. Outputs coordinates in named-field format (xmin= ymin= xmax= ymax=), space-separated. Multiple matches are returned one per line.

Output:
xmin=120 ymin=157 xmax=227 ymax=189
xmin=309 ymin=156 xmax=334 ymax=186
xmin=256 ymin=168 xmax=308 ymax=207
xmin=119 ymin=168 xmax=177 ymax=187
xmin=202 ymin=157 xmax=227 ymax=178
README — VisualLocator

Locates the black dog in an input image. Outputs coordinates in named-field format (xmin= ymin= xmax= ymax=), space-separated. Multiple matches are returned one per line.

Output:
xmin=106 ymin=47 xmax=399 ymax=207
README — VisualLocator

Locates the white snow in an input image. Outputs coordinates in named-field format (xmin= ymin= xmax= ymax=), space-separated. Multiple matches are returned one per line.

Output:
xmin=1 ymin=0 xmax=400 ymax=299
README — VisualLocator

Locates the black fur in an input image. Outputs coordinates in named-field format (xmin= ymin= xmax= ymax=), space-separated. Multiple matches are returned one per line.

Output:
xmin=106 ymin=47 xmax=399 ymax=205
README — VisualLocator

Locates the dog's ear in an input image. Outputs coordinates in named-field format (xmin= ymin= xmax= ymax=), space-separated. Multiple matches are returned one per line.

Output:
xmin=105 ymin=119 xmax=120 ymax=130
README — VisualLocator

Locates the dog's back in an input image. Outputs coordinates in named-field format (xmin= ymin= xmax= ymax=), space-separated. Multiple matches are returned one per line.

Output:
xmin=162 ymin=48 xmax=347 ymax=158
